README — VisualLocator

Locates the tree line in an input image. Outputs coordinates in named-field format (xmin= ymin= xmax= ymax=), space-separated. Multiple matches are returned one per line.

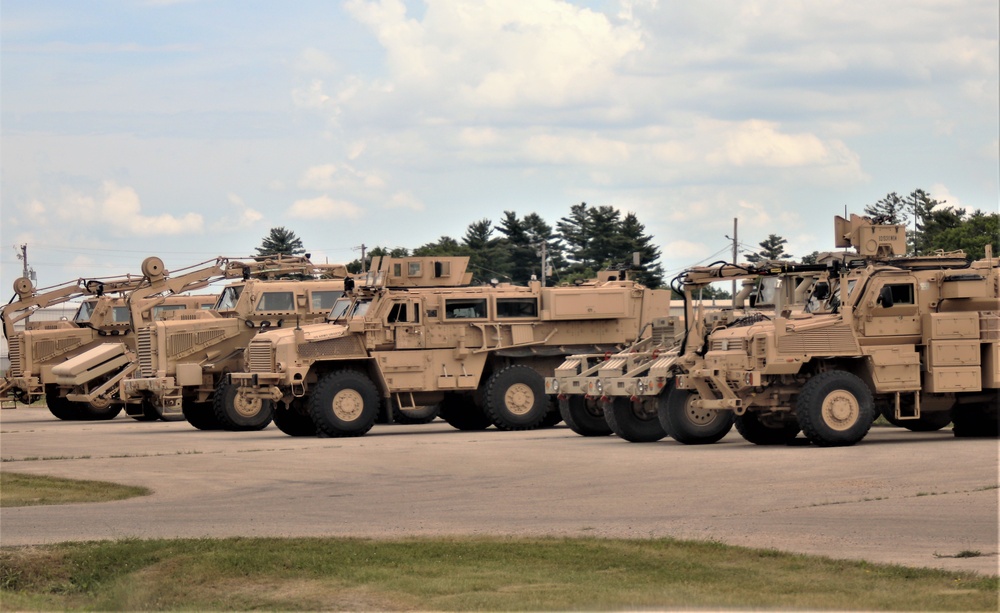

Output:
xmin=340 ymin=203 xmax=665 ymax=288
xmin=257 ymin=188 xmax=997 ymax=291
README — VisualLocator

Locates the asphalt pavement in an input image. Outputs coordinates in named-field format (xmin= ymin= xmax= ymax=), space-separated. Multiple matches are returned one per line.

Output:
xmin=1 ymin=405 xmax=997 ymax=576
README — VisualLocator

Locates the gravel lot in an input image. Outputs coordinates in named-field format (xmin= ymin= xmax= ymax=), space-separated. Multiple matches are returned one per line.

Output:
xmin=1 ymin=405 xmax=997 ymax=576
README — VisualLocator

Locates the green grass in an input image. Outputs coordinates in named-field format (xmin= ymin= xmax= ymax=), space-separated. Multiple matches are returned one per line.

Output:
xmin=0 ymin=472 xmax=151 ymax=507
xmin=1 ymin=537 xmax=996 ymax=611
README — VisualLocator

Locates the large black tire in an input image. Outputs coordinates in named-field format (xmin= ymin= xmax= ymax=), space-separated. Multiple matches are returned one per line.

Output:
xmin=182 ymin=400 xmax=223 ymax=430
xmin=439 ymin=393 xmax=492 ymax=431
xmin=392 ymin=402 xmax=440 ymax=425
xmin=559 ymin=396 xmax=612 ymax=436
xmin=796 ymin=371 xmax=875 ymax=447
xmin=539 ymin=401 xmax=564 ymax=428
xmin=604 ymin=397 xmax=666 ymax=442
xmin=659 ymin=387 xmax=733 ymax=445
xmin=213 ymin=382 xmax=273 ymax=431
xmin=734 ymin=410 xmax=799 ymax=445
xmin=308 ymin=370 xmax=379 ymax=437
xmin=483 ymin=365 xmax=549 ymax=431
xmin=45 ymin=387 xmax=77 ymax=421
xmin=273 ymin=399 xmax=317 ymax=437
xmin=879 ymin=405 xmax=952 ymax=432
xmin=952 ymin=403 xmax=1000 ymax=438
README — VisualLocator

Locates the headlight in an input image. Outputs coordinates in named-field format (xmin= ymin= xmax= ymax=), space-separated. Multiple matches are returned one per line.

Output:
xmin=595 ymin=379 xmax=603 ymax=394
xmin=636 ymin=379 xmax=646 ymax=394
xmin=550 ymin=379 xmax=559 ymax=392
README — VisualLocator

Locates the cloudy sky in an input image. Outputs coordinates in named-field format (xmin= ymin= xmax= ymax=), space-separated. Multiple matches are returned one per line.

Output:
xmin=2 ymin=0 xmax=997 ymax=298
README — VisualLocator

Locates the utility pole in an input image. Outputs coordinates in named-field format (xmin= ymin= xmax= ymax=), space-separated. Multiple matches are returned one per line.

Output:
xmin=540 ymin=241 xmax=547 ymax=287
xmin=731 ymin=218 xmax=738 ymax=302
xmin=724 ymin=219 xmax=738 ymax=302
xmin=15 ymin=244 xmax=36 ymax=282
xmin=354 ymin=244 xmax=367 ymax=273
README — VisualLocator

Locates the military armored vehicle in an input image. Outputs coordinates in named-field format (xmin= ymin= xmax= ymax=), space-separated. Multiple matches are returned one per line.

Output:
xmin=546 ymin=264 xmax=830 ymax=441
xmin=230 ymin=255 xmax=670 ymax=437
xmin=51 ymin=254 xmax=346 ymax=428
xmin=0 ymin=272 xmax=211 ymax=419
xmin=553 ymin=215 xmax=1000 ymax=447
xmin=120 ymin=274 xmax=347 ymax=430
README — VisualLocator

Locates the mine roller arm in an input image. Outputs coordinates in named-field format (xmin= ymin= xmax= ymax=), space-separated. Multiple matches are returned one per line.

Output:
xmin=126 ymin=255 xmax=348 ymax=328
xmin=1 ymin=273 xmax=147 ymax=341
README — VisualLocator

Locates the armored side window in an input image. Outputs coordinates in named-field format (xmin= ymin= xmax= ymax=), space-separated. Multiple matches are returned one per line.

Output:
xmin=113 ymin=306 xmax=131 ymax=323
xmin=408 ymin=261 xmax=422 ymax=276
xmin=152 ymin=304 xmax=185 ymax=319
xmin=393 ymin=263 xmax=402 ymax=277
xmin=387 ymin=302 xmax=414 ymax=323
xmin=215 ymin=285 xmax=244 ymax=311
xmin=434 ymin=261 xmax=451 ymax=277
xmin=74 ymin=301 xmax=97 ymax=322
xmin=445 ymin=298 xmax=487 ymax=319
xmin=884 ymin=283 xmax=915 ymax=305
xmin=496 ymin=297 xmax=538 ymax=318
xmin=311 ymin=290 xmax=344 ymax=312
xmin=256 ymin=292 xmax=295 ymax=312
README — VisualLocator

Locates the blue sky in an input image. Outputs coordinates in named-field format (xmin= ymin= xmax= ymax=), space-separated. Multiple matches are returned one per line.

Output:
xmin=2 ymin=0 xmax=997 ymax=296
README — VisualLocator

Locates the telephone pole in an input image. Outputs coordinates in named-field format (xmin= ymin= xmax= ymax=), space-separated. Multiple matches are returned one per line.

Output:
xmin=15 ymin=244 xmax=36 ymax=282
xmin=354 ymin=244 xmax=368 ymax=273
xmin=724 ymin=219 xmax=738 ymax=301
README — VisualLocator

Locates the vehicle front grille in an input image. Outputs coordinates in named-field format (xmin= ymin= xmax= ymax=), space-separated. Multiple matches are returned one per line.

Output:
xmin=8 ymin=337 xmax=22 ymax=376
xmin=297 ymin=335 xmax=366 ymax=359
xmin=777 ymin=324 xmax=860 ymax=355
xmin=137 ymin=328 xmax=155 ymax=377
xmin=248 ymin=341 xmax=275 ymax=373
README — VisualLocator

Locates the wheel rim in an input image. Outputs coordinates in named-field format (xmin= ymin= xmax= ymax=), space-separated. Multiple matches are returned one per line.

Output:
xmin=585 ymin=400 xmax=603 ymax=418
xmin=332 ymin=388 xmax=364 ymax=421
xmin=821 ymin=390 xmax=860 ymax=431
xmin=89 ymin=396 xmax=112 ymax=410
xmin=630 ymin=398 xmax=657 ymax=422
xmin=233 ymin=390 xmax=262 ymax=418
xmin=684 ymin=395 xmax=721 ymax=426
xmin=503 ymin=383 xmax=535 ymax=416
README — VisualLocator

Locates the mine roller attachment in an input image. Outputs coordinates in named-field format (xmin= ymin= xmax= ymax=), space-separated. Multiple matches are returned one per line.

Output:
xmin=13 ymin=277 xmax=34 ymax=299
xmin=141 ymin=257 xmax=166 ymax=280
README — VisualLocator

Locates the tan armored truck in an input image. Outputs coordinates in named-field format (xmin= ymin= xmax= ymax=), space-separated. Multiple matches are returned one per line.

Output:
xmin=120 ymin=274 xmax=347 ymax=430
xmin=668 ymin=215 xmax=1000 ymax=445
xmin=554 ymin=215 xmax=999 ymax=447
xmin=0 ymin=272 xmax=211 ymax=419
xmin=546 ymin=265 xmax=830 ymax=441
xmin=51 ymin=254 xmax=347 ymax=429
xmin=230 ymin=255 xmax=670 ymax=437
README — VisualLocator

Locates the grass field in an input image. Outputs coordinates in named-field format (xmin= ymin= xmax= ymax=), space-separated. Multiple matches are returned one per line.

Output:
xmin=0 ymin=472 xmax=151 ymax=507
xmin=1 ymin=537 xmax=996 ymax=611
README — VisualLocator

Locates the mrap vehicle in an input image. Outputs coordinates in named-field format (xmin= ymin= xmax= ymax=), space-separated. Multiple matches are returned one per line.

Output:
xmin=230 ymin=255 xmax=671 ymax=437
xmin=551 ymin=214 xmax=1000 ymax=447
xmin=0 ymin=272 xmax=213 ymax=420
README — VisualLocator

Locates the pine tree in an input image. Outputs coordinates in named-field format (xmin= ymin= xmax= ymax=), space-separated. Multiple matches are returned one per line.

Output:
xmin=745 ymin=235 xmax=793 ymax=263
xmin=256 ymin=227 xmax=305 ymax=257
xmin=864 ymin=192 xmax=907 ymax=225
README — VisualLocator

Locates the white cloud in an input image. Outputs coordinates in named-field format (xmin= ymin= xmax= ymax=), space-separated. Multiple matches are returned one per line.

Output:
xmin=288 ymin=195 xmax=364 ymax=220
xmin=387 ymin=191 xmax=424 ymax=211
xmin=98 ymin=181 xmax=203 ymax=235
xmin=342 ymin=0 xmax=645 ymax=112
xmin=20 ymin=181 xmax=203 ymax=237
xmin=298 ymin=163 xmax=386 ymax=190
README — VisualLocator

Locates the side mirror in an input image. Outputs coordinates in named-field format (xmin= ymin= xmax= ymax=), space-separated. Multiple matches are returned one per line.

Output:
xmin=877 ymin=286 xmax=894 ymax=308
